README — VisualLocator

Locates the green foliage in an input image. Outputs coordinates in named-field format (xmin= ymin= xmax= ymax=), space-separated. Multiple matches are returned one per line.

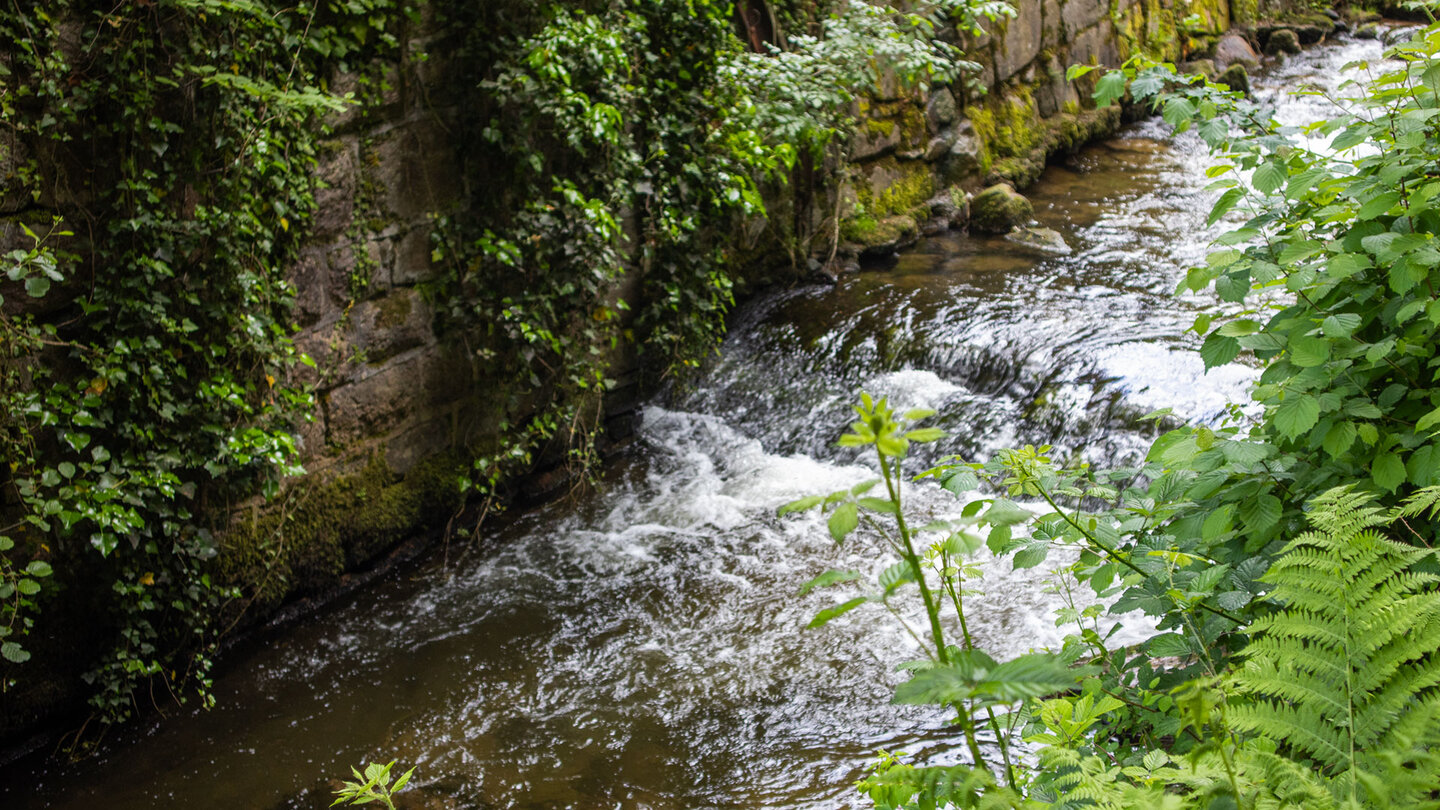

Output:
xmin=332 ymin=760 xmax=415 ymax=809
xmin=0 ymin=0 xmax=408 ymax=724
xmin=431 ymin=0 xmax=983 ymax=500
xmin=781 ymin=394 xmax=1084 ymax=791
xmin=1230 ymin=486 xmax=1440 ymax=798
xmin=801 ymin=26 xmax=1440 ymax=809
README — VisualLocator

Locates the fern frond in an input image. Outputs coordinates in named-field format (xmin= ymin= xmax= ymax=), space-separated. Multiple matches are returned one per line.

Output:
xmin=1232 ymin=487 xmax=1440 ymax=788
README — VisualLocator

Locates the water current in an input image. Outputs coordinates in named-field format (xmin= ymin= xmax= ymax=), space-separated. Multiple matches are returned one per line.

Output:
xmin=6 ymin=32 xmax=1390 ymax=810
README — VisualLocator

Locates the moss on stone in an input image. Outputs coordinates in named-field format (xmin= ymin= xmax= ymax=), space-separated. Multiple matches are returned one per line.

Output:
xmin=842 ymin=213 xmax=917 ymax=249
xmin=213 ymin=451 xmax=466 ymax=614
xmin=376 ymin=290 xmax=413 ymax=328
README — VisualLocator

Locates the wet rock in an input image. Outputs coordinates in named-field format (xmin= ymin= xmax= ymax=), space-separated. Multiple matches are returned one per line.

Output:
xmin=1213 ymin=32 xmax=1259 ymax=69
xmin=846 ymin=214 xmax=919 ymax=257
xmin=1179 ymin=59 xmax=1218 ymax=81
xmin=926 ymin=187 xmax=969 ymax=229
xmin=941 ymin=121 xmax=984 ymax=186
xmin=1355 ymin=22 xmax=1381 ymax=40
xmin=968 ymin=183 xmax=1032 ymax=235
xmin=925 ymin=129 xmax=957 ymax=162
xmin=1005 ymin=225 xmax=1071 ymax=255
xmin=925 ymin=88 xmax=958 ymax=132
xmin=1264 ymin=28 xmax=1301 ymax=57
xmin=1219 ymin=63 xmax=1251 ymax=97
xmin=1383 ymin=26 xmax=1418 ymax=47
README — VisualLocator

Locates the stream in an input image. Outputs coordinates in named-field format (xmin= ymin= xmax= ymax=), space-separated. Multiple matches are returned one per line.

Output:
xmin=5 ymin=34 xmax=1386 ymax=810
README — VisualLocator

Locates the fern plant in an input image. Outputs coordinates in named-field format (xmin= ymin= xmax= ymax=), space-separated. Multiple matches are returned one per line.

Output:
xmin=1229 ymin=486 xmax=1440 ymax=804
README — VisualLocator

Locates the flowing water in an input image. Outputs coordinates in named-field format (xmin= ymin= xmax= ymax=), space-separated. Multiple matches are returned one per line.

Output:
xmin=6 ymin=34 xmax=1388 ymax=810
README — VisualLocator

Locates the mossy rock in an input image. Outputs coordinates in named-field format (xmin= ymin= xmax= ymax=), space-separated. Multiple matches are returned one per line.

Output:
xmin=1264 ymin=28 xmax=1301 ymax=56
xmin=969 ymin=184 xmax=1032 ymax=235
xmin=842 ymin=213 xmax=919 ymax=255
xmin=1219 ymin=63 xmax=1250 ymax=97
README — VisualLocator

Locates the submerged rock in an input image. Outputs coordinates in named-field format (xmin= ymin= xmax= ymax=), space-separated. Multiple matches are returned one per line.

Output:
xmin=1005 ymin=225 xmax=1071 ymax=255
xmin=969 ymin=183 xmax=1033 ymax=235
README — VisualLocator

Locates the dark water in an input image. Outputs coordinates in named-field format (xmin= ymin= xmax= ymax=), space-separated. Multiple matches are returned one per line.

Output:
xmin=4 ymin=35 xmax=1384 ymax=810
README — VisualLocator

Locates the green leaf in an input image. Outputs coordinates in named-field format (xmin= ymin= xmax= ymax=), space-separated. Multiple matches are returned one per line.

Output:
xmin=1012 ymin=543 xmax=1049 ymax=570
xmin=828 ymin=502 xmax=859 ymax=542
xmin=799 ymin=569 xmax=862 ymax=596
xmin=777 ymin=495 xmax=823 ymax=516
xmin=1252 ymin=161 xmax=1287 ymax=194
xmin=25 ymin=561 xmax=52 ymax=577
xmin=983 ymin=499 xmax=1032 ymax=526
xmin=904 ymin=427 xmax=944 ymax=442
xmin=808 ymin=596 xmax=868 ymax=628
xmin=1146 ymin=633 xmax=1192 ymax=658
xmin=24 ymin=275 xmax=50 ymax=298
xmin=1289 ymin=336 xmax=1330 ymax=368
xmin=1200 ymin=332 xmax=1240 ymax=368
xmin=1373 ymin=452 xmax=1406 ymax=492
xmin=1274 ymin=395 xmax=1320 ymax=440
xmin=1 ymin=642 xmax=31 ymax=664
xmin=1323 ymin=421 xmax=1357 ymax=457
xmin=1208 ymin=187 xmax=1244 ymax=225
xmin=1321 ymin=313 xmax=1361 ymax=338
xmin=879 ymin=561 xmax=916 ymax=594
xmin=1357 ymin=190 xmax=1400 ymax=220
xmin=1093 ymin=70 xmax=1128 ymax=107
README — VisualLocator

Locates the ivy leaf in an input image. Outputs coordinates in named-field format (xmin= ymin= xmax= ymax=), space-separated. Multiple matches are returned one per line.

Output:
xmin=1 ymin=642 xmax=31 ymax=664
xmin=24 ymin=276 xmax=50 ymax=298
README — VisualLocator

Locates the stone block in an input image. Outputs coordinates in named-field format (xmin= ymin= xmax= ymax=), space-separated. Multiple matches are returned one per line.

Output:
xmin=1070 ymin=21 xmax=1122 ymax=68
xmin=325 ymin=345 xmax=471 ymax=447
xmin=312 ymin=138 xmax=359 ymax=240
xmin=368 ymin=122 xmax=464 ymax=223
xmin=925 ymin=88 xmax=959 ymax=133
xmin=994 ymin=0 xmax=1045 ymax=82
xmin=348 ymin=288 xmax=435 ymax=367
xmin=1062 ymin=0 xmax=1110 ymax=39
xmin=290 ymin=245 xmax=333 ymax=327
xmin=391 ymin=224 xmax=437 ymax=286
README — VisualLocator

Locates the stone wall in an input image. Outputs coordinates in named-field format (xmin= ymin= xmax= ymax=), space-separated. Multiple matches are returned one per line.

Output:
xmin=837 ymin=0 xmax=1237 ymax=257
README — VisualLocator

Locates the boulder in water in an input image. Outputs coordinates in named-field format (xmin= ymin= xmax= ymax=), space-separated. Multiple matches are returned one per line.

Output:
xmin=1219 ymin=63 xmax=1251 ymax=97
xmin=968 ymin=183 xmax=1032 ymax=235
xmin=1264 ymin=28 xmax=1301 ymax=56
xmin=1005 ymin=225 xmax=1071 ymax=255
xmin=1213 ymin=32 xmax=1259 ymax=69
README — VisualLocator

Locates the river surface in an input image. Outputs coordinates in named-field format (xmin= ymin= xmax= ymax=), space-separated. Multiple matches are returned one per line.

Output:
xmin=6 ymin=34 xmax=1385 ymax=810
